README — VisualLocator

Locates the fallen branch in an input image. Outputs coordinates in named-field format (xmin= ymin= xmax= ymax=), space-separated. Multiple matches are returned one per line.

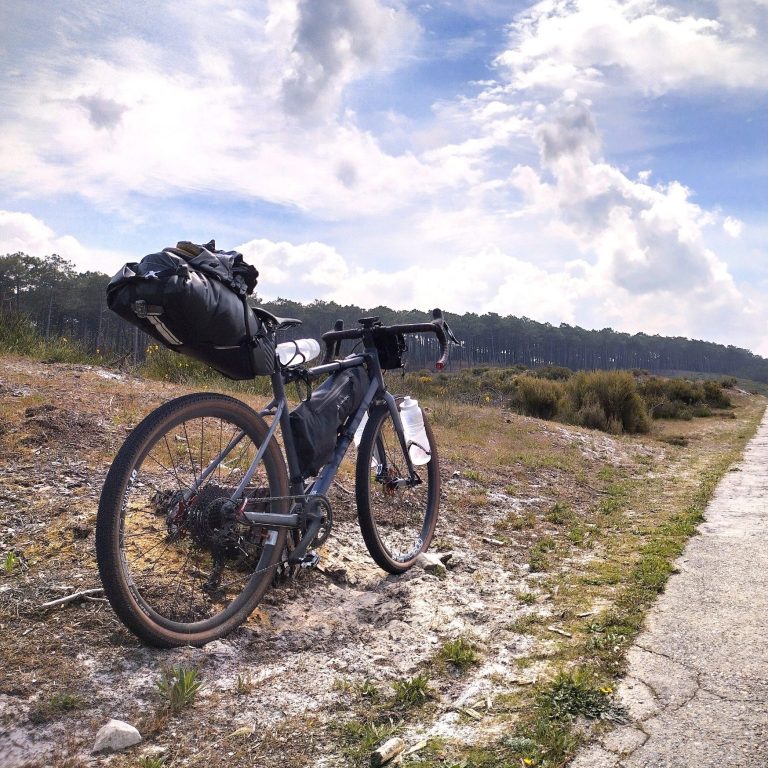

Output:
xmin=333 ymin=480 xmax=354 ymax=496
xmin=371 ymin=737 xmax=406 ymax=767
xmin=547 ymin=625 xmax=573 ymax=638
xmin=41 ymin=588 xmax=104 ymax=609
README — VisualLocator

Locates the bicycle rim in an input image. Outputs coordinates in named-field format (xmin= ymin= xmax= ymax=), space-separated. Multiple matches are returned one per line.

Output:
xmin=96 ymin=393 xmax=288 ymax=647
xmin=355 ymin=404 xmax=440 ymax=573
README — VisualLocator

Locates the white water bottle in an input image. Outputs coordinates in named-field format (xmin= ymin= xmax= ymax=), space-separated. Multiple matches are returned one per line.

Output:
xmin=353 ymin=411 xmax=368 ymax=446
xmin=275 ymin=338 xmax=321 ymax=367
xmin=399 ymin=396 xmax=431 ymax=465
xmin=353 ymin=411 xmax=377 ymax=468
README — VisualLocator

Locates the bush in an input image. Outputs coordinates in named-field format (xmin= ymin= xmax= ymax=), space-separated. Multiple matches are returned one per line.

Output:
xmin=703 ymin=380 xmax=732 ymax=409
xmin=530 ymin=365 xmax=573 ymax=381
xmin=514 ymin=376 xmax=563 ymax=420
xmin=652 ymin=400 xmax=693 ymax=420
xmin=570 ymin=392 xmax=607 ymax=431
xmin=0 ymin=311 xmax=96 ymax=364
xmin=638 ymin=376 xmax=730 ymax=419
xmin=0 ymin=312 xmax=39 ymax=353
xmin=565 ymin=371 xmax=650 ymax=434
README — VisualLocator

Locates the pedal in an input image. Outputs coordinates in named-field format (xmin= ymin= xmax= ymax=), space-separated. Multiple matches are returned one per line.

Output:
xmin=299 ymin=552 xmax=320 ymax=570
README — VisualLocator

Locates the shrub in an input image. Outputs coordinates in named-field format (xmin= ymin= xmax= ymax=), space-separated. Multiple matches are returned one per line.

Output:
xmin=0 ymin=311 xmax=96 ymax=364
xmin=703 ymin=380 xmax=732 ymax=408
xmin=513 ymin=376 xmax=563 ymax=420
xmin=638 ymin=376 xmax=731 ymax=420
xmin=573 ymin=393 xmax=608 ymax=431
xmin=0 ymin=311 xmax=40 ymax=353
xmin=530 ymin=365 xmax=573 ymax=381
xmin=566 ymin=371 xmax=650 ymax=434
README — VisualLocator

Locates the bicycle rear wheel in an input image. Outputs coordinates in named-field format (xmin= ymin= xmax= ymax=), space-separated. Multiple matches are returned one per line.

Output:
xmin=355 ymin=403 xmax=440 ymax=573
xmin=96 ymin=393 xmax=289 ymax=647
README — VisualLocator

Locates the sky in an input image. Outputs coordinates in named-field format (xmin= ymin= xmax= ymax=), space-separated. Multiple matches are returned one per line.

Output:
xmin=1 ymin=0 xmax=767 ymax=352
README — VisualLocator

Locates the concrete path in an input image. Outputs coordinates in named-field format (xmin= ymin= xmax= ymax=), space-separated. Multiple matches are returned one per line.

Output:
xmin=571 ymin=412 xmax=768 ymax=768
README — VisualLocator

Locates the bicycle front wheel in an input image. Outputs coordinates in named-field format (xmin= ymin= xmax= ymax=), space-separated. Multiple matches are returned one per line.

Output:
xmin=355 ymin=403 xmax=440 ymax=573
xmin=96 ymin=393 xmax=289 ymax=647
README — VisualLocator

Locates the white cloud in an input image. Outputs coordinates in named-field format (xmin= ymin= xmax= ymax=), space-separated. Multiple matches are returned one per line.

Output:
xmin=281 ymin=0 xmax=418 ymax=118
xmin=0 ymin=211 xmax=128 ymax=273
xmin=496 ymin=0 xmax=768 ymax=95
xmin=723 ymin=215 xmax=744 ymax=237
xmin=0 ymin=0 xmax=437 ymax=218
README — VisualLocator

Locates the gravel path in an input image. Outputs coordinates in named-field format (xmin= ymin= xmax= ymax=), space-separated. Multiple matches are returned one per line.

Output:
xmin=571 ymin=410 xmax=768 ymax=767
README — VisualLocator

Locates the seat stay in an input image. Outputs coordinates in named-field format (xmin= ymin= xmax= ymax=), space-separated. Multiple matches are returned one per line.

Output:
xmin=228 ymin=399 xmax=286 ymax=502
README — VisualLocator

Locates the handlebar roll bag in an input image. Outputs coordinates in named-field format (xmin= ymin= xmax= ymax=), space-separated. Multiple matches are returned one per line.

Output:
xmin=106 ymin=242 xmax=275 ymax=379
xmin=372 ymin=328 xmax=407 ymax=370
xmin=290 ymin=367 xmax=369 ymax=478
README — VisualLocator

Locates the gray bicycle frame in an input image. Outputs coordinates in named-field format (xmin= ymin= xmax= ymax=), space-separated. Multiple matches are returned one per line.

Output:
xmin=179 ymin=343 xmax=417 ymax=531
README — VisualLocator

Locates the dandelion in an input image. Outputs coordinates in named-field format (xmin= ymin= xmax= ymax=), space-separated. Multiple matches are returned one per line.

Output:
xmin=523 ymin=759 xmax=534 ymax=766
xmin=600 ymin=685 xmax=613 ymax=694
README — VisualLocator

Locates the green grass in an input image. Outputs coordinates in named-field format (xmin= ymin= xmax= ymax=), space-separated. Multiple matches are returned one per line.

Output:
xmin=392 ymin=673 xmax=431 ymax=707
xmin=546 ymin=502 xmax=573 ymax=525
xmin=529 ymin=536 xmax=556 ymax=573
xmin=341 ymin=719 xmax=400 ymax=762
xmin=137 ymin=757 xmax=166 ymax=768
xmin=357 ymin=679 xmax=382 ymax=701
xmin=28 ymin=693 xmax=86 ymax=724
xmin=439 ymin=637 xmax=480 ymax=671
xmin=156 ymin=667 xmax=203 ymax=710
xmin=3 ymin=550 xmax=21 ymax=574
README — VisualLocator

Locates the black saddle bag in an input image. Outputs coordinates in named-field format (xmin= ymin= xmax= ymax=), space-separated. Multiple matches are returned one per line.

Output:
xmin=290 ymin=366 xmax=369 ymax=478
xmin=106 ymin=241 xmax=275 ymax=379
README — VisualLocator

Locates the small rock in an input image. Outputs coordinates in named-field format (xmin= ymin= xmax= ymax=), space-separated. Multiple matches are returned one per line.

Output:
xmin=415 ymin=552 xmax=447 ymax=575
xmin=204 ymin=639 xmax=230 ymax=655
xmin=70 ymin=523 xmax=92 ymax=540
xmin=92 ymin=719 xmax=142 ymax=754
xmin=140 ymin=745 xmax=168 ymax=758
xmin=321 ymin=565 xmax=352 ymax=585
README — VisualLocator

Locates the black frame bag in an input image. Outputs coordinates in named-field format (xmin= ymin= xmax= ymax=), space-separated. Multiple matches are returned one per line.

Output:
xmin=290 ymin=366 xmax=369 ymax=478
xmin=106 ymin=241 xmax=274 ymax=380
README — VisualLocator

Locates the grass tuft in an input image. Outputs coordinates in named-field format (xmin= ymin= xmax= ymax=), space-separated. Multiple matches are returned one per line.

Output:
xmin=439 ymin=637 xmax=480 ymax=671
xmin=156 ymin=667 xmax=203 ymax=710
xmin=392 ymin=673 xmax=431 ymax=707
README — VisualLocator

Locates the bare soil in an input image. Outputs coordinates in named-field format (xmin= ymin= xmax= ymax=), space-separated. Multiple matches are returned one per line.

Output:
xmin=0 ymin=357 xmax=762 ymax=768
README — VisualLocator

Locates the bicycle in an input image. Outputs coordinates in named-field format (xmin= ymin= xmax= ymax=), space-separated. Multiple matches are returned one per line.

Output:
xmin=95 ymin=308 xmax=458 ymax=647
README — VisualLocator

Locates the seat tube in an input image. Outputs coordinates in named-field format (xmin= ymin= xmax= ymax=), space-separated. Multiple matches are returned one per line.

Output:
xmin=271 ymin=368 xmax=303 ymax=491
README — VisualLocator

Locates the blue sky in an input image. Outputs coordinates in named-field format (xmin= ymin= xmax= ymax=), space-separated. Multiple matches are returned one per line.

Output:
xmin=1 ymin=0 xmax=767 ymax=352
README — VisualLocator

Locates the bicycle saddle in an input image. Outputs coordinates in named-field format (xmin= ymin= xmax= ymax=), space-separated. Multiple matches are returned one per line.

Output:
xmin=251 ymin=305 xmax=302 ymax=330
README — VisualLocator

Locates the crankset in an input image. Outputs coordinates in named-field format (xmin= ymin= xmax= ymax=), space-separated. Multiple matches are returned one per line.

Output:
xmin=287 ymin=494 xmax=333 ymax=565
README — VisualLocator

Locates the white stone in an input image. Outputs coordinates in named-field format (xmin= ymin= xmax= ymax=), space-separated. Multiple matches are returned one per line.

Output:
xmin=92 ymin=719 xmax=142 ymax=754
xmin=415 ymin=552 xmax=446 ymax=574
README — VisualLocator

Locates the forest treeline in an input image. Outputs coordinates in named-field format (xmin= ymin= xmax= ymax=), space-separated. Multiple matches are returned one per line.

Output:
xmin=3 ymin=251 xmax=768 ymax=382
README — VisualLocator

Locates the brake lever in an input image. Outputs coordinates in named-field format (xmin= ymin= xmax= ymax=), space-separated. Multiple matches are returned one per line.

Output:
xmin=443 ymin=318 xmax=459 ymax=346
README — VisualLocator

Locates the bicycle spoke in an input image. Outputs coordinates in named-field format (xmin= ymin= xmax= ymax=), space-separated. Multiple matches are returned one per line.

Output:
xmin=108 ymin=405 xmax=285 ymax=631
xmin=182 ymin=421 xmax=199 ymax=486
